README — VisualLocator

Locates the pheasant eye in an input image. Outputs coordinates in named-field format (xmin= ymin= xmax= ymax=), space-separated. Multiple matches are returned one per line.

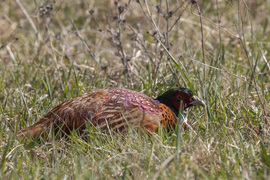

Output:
xmin=176 ymin=95 xmax=182 ymax=100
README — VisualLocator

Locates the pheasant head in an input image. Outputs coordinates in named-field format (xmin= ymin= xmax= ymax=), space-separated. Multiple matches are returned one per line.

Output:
xmin=155 ymin=87 xmax=205 ymax=116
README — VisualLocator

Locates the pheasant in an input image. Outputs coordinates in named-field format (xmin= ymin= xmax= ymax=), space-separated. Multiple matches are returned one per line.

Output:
xmin=17 ymin=87 xmax=205 ymax=139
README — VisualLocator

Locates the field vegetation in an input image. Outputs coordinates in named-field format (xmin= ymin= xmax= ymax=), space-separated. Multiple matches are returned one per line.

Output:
xmin=0 ymin=0 xmax=270 ymax=179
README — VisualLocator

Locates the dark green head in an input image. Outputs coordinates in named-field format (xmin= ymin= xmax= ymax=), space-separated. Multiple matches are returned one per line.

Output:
xmin=156 ymin=87 xmax=205 ymax=115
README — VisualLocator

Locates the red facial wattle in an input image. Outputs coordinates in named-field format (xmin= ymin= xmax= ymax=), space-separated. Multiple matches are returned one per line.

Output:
xmin=173 ymin=100 xmax=186 ymax=110
xmin=170 ymin=92 xmax=192 ymax=111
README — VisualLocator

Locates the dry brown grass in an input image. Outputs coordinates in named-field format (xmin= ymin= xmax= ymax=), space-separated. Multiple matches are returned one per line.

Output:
xmin=0 ymin=0 xmax=269 ymax=179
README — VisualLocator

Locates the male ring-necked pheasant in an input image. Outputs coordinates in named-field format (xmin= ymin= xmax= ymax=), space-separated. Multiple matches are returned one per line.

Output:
xmin=17 ymin=87 xmax=205 ymax=139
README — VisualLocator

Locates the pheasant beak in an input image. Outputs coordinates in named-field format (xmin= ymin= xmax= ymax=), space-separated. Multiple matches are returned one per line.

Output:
xmin=189 ymin=95 xmax=205 ymax=107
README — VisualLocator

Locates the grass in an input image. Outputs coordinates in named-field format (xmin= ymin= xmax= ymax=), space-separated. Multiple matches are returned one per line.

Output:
xmin=0 ymin=0 xmax=270 ymax=179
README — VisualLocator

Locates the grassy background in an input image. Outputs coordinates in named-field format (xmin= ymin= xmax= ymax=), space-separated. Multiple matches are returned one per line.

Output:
xmin=0 ymin=0 xmax=270 ymax=179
